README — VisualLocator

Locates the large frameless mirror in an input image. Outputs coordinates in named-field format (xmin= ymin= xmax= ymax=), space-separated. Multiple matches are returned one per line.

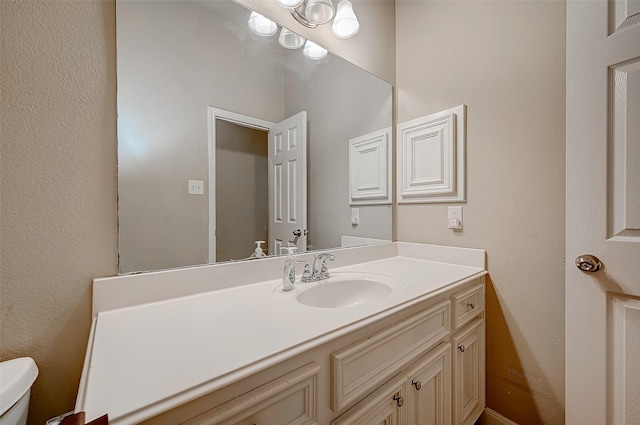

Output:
xmin=117 ymin=0 xmax=393 ymax=273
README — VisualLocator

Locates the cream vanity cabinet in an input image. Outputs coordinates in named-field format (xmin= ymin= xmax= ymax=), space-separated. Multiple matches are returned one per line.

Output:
xmin=331 ymin=281 xmax=485 ymax=425
xmin=141 ymin=278 xmax=485 ymax=425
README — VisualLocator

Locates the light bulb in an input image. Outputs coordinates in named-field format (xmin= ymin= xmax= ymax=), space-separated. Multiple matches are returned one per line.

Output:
xmin=305 ymin=0 xmax=335 ymax=25
xmin=279 ymin=28 xmax=306 ymax=49
xmin=277 ymin=0 xmax=304 ymax=7
xmin=332 ymin=0 xmax=359 ymax=39
xmin=303 ymin=40 xmax=328 ymax=60
xmin=248 ymin=11 xmax=277 ymax=37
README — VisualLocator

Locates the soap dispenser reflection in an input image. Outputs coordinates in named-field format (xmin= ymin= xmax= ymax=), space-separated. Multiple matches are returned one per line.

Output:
xmin=250 ymin=241 xmax=267 ymax=259
xmin=282 ymin=246 xmax=297 ymax=291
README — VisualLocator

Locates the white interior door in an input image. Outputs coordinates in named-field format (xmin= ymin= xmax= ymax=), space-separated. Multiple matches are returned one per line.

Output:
xmin=566 ymin=2 xmax=640 ymax=423
xmin=268 ymin=111 xmax=307 ymax=256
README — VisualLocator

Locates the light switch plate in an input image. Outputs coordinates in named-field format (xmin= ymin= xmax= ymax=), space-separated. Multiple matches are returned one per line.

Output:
xmin=188 ymin=180 xmax=204 ymax=195
xmin=351 ymin=208 xmax=360 ymax=225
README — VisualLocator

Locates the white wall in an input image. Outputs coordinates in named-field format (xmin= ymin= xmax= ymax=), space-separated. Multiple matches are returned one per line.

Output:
xmin=395 ymin=1 xmax=566 ymax=423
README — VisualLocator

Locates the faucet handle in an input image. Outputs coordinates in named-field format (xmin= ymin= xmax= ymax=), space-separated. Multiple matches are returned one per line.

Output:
xmin=318 ymin=253 xmax=336 ymax=262
xmin=319 ymin=254 xmax=335 ymax=277
xmin=298 ymin=261 xmax=313 ymax=282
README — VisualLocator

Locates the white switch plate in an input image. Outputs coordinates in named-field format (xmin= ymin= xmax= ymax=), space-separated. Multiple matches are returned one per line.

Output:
xmin=351 ymin=207 xmax=360 ymax=225
xmin=448 ymin=206 xmax=463 ymax=229
xmin=188 ymin=180 xmax=204 ymax=195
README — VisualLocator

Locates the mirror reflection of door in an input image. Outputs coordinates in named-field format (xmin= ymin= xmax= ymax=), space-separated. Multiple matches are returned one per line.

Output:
xmin=215 ymin=119 xmax=269 ymax=262
xmin=209 ymin=108 xmax=308 ymax=263
xmin=268 ymin=111 xmax=308 ymax=257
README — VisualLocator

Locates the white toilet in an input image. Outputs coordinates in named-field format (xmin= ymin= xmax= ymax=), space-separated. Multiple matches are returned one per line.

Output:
xmin=0 ymin=358 xmax=38 ymax=425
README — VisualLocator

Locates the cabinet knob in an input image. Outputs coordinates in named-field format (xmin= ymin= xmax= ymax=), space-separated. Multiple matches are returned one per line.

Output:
xmin=393 ymin=392 xmax=404 ymax=407
xmin=466 ymin=302 xmax=475 ymax=309
xmin=458 ymin=344 xmax=466 ymax=352
xmin=412 ymin=380 xmax=422 ymax=390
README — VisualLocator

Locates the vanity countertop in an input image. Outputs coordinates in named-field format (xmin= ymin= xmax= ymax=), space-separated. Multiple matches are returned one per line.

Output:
xmin=75 ymin=242 xmax=486 ymax=424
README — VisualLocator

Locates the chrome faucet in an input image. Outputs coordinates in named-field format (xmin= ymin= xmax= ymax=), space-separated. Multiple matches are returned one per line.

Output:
xmin=301 ymin=253 xmax=335 ymax=282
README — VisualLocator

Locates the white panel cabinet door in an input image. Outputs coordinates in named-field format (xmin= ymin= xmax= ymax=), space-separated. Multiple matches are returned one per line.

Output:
xmin=566 ymin=1 xmax=640 ymax=423
xmin=451 ymin=319 xmax=484 ymax=425
xmin=331 ymin=374 xmax=408 ymax=425
xmin=268 ymin=111 xmax=307 ymax=256
xmin=404 ymin=343 xmax=451 ymax=425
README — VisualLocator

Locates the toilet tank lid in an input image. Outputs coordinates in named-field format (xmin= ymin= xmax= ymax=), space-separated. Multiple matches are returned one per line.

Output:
xmin=0 ymin=357 xmax=38 ymax=417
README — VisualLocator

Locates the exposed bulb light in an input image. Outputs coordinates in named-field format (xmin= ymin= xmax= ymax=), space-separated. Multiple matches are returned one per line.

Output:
xmin=248 ymin=11 xmax=277 ymax=37
xmin=277 ymin=0 xmax=304 ymax=7
xmin=303 ymin=40 xmax=328 ymax=60
xmin=279 ymin=28 xmax=306 ymax=49
xmin=332 ymin=0 xmax=359 ymax=39
xmin=277 ymin=0 xmax=360 ymax=37
xmin=304 ymin=0 xmax=335 ymax=25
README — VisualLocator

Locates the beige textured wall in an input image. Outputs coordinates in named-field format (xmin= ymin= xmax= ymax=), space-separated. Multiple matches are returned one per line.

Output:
xmin=1 ymin=1 xmax=567 ymax=424
xmin=0 ymin=2 xmax=392 ymax=424
xmin=396 ymin=1 xmax=566 ymax=424
xmin=0 ymin=2 xmax=117 ymax=425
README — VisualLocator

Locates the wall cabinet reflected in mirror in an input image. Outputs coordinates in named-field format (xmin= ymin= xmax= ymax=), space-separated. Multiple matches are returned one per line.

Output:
xmin=117 ymin=0 xmax=392 ymax=273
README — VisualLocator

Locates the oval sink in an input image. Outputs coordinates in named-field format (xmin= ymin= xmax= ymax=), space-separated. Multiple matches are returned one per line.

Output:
xmin=296 ymin=273 xmax=404 ymax=308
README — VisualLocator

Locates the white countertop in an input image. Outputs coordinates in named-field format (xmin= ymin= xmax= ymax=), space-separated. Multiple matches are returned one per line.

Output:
xmin=75 ymin=243 xmax=486 ymax=424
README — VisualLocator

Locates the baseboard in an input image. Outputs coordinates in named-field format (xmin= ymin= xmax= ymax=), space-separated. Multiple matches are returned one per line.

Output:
xmin=480 ymin=408 xmax=520 ymax=425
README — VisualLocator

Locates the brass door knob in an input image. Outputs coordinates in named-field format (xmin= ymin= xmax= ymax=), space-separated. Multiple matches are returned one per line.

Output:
xmin=575 ymin=255 xmax=602 ymax=273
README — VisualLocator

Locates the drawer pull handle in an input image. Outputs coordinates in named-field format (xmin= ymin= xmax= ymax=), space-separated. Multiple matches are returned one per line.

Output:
xmin=467 ymin=302 xmax=475 ymax=309
xmin=393 ymin=393 xmax=404 ymax=407
xmin=458 ymin=344 xmax=466 ymax=352
xmin=412 ymin=380 xmax=422 ymax=390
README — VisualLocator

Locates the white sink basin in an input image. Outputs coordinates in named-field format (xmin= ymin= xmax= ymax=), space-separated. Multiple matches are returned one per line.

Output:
xmin=295 ymin=273 xmax=404 ymax=308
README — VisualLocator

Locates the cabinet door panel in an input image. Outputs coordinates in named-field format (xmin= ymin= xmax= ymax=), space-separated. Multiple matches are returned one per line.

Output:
xmin=404 ymin=343 xmax=451 ymax=425
xmin=331 ymin=374 xmax=407 ymax=425
xmin=452 ymin=319 xmax=485 ymax=425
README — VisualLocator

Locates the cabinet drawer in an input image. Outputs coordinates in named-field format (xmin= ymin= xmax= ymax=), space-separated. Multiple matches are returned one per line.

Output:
xmin=451 ymin=282 xmax=484 ymax=329
xmin=331 ymin=300 xmax=450 ymax=412
xmin=182 ymin=362 xmax=319 ymax=425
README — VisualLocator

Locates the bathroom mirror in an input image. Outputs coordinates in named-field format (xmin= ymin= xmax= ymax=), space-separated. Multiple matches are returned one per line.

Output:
xmin=117 ymin=0 xmax=393 ymax=273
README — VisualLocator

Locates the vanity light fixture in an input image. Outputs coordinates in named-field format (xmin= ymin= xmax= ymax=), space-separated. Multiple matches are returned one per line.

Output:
xmin=246 ymin=10 xmax=329 ymax=60
xmin=277 ymin=0 xmax=304 ymax=8
xmin=279 ymin=27 xmax=306 ymax=49
xmin=278 ymin=0 xmax=360 ymax=39
xmin=303 ymin=40 xmax=328 ymax=60
xmin=332 ymin=0 xmax=359 ymax=38
xmin=248 ymin=11 xmax=277 ymax=37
